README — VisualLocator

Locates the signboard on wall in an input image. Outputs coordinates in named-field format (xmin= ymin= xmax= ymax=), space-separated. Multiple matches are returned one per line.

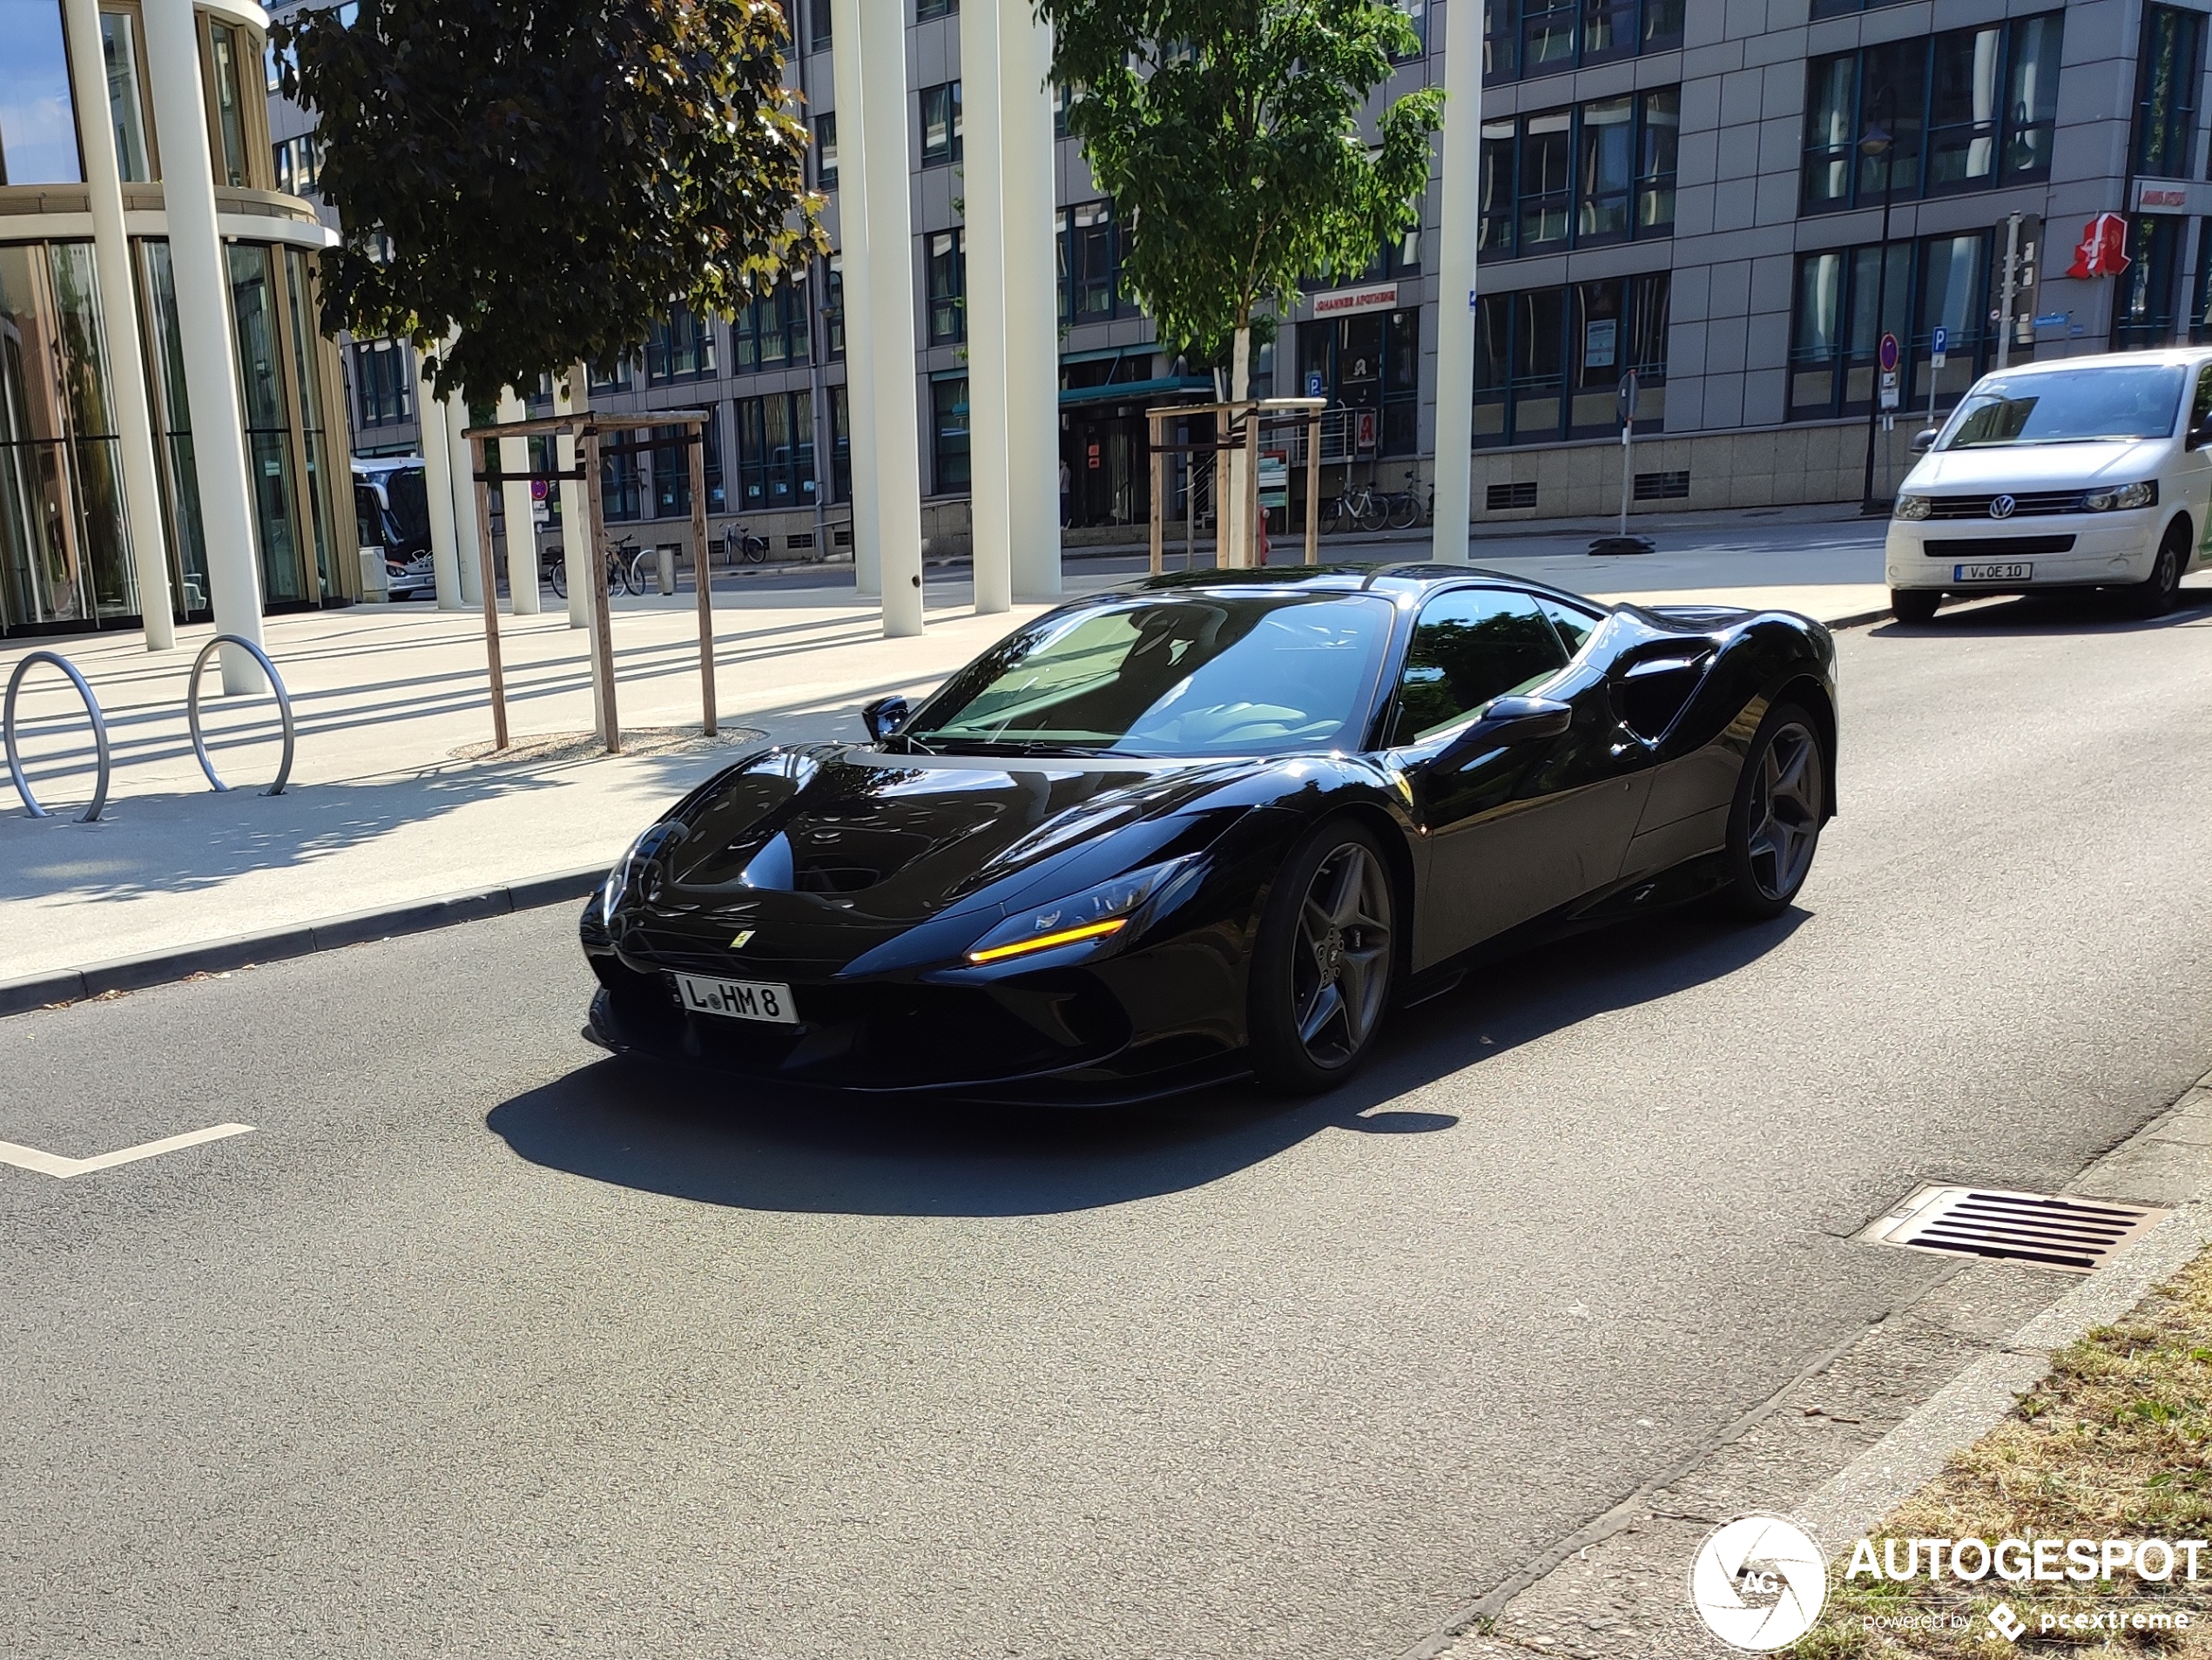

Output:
xmin=2067 ymin=213 xmax=2131 ymax=279
xmin=2135 ymin=179 xmax=2212 ymax=215
xmin=1258 ymin=450 xmax=1289 ymax=509
xmin=1312 ymin=282 xmax=1401 ymax=318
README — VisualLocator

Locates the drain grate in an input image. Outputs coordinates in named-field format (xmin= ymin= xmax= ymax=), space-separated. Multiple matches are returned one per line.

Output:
xmin=1863 ymin=1185 xmax=2170 ymax=1274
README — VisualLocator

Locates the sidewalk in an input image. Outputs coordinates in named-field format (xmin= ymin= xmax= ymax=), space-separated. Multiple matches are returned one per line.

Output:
xmin=0 ymin=539 xmax=1891 ymax=996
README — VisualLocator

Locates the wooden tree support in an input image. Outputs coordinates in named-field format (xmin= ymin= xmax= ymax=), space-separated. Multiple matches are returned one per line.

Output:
xmin=1144 ymin=398 xmax=1325 ymax=576
xmin=463 ymin=408 xmax=717 ymax=756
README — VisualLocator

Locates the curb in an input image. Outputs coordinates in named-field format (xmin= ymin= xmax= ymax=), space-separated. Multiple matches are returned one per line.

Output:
xmin=1795 ymin=1071 xmax=2212 ymax=1554
xmin=0 ymin=866 xmax=606 ymax=1019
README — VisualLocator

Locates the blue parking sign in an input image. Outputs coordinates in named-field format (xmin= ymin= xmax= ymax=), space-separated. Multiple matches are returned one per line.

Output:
xmin=1932 ymin=325 xmax=1949 ymax=355
xmin=1305 ymin=370 xmax=1325 ymax=398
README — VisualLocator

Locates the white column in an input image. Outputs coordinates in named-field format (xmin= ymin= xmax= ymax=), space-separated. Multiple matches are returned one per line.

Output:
xmin=445 ymin=391 xmax=483 ymax=606
xmin=140 ymin=0 xmax=264 ymax=693
xmin=1001 ymin=4 xmax=1062 ymax=600
xmin=959 ymin=0 xmax=1014 ymax=617
xmin=413 ymin=364 xmax=463 ymax=608
xmin=62 ymin=0 xmax=174 ymax=651
xmin=555 ymin=373 xmax=590 ymax=631
xmin=833 ymin=0 xmax=927 ymax=637
xmin=1428 ymin=0 xmax=1482 ymax=563
xmin=496 ymin=388 xmax=540 ymax=615
xmin=828 ymin=5 xmax=879 ymax=598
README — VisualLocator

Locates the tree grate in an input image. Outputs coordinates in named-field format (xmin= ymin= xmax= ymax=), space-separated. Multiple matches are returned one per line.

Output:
xmin=1861 ymin=1185 xmax=2170 ymax=1274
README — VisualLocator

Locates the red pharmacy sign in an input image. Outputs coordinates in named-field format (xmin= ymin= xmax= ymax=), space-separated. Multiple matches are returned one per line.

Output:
xmin=2067 ymin=213 xmax=2131 ymax=279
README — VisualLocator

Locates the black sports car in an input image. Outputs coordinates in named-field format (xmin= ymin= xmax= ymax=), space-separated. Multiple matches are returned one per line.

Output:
xmin=582 ymin=564 xmax=1838 ymax=1102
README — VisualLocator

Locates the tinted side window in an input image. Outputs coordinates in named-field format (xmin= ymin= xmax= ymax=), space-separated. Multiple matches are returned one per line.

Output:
xmin=1538 ymin=596 xmax=1603 ymax=655
xmin=1391 ymin=589 xmax=1568 ymax=746
xmin=2191 ymin=366 xmax=2212 ymax=441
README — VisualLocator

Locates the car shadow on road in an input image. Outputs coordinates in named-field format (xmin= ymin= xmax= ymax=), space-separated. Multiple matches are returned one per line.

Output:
xmin=486 ymin=906 xmax=1808 ymax=1218
xmin=1870 ymin=586 xmax=2212 ymax=638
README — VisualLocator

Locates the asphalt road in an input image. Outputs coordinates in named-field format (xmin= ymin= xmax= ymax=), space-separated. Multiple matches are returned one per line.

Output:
xmin=5 ymin=590 xmax=2212 ymax=1660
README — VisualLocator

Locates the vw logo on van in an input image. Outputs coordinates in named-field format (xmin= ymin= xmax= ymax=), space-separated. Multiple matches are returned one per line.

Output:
xmin=1988 ymin=495 xmax=2018 ymax=520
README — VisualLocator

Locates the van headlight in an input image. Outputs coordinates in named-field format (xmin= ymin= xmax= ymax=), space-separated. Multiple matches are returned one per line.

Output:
xmin=964 ymin=856 xmax=1200 ymax=965
xmin=2082 ymin=481 xmax=2158 ymax=511
xmin=1893 ymin=495 xmax=1932 ymax=521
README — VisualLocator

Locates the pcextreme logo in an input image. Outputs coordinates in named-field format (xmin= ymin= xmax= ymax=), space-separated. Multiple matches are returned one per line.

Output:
xmin=1688 ymin=1515 xmax=1829 ymax=1651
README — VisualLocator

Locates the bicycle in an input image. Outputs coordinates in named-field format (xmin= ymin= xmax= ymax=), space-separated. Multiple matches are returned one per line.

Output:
xmin=545 ymin=538 xmax=640 ymax=598
xmin=722 ymin=523 xmax=769 ymax=567
xmin=1322 ymin=481 xmax=1387 ymax=535
xmin=1379 ymin=469 xmax=1426 ymax=531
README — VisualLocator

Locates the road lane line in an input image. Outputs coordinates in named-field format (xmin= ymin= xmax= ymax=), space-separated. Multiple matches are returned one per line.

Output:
xmin=0 ymin=1124 xmax=254 ymax=1178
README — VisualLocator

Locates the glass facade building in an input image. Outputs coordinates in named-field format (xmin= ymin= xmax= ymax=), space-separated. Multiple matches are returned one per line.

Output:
xmin=0 ymin=0 xmax=351 ymax=639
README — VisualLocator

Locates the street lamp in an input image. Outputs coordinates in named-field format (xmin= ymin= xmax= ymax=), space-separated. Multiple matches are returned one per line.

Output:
xmin=1858 ymin=87 xmax=1899 ymax=515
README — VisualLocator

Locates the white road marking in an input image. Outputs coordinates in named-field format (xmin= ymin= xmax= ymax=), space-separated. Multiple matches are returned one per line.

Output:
xmin=0 ymin=1124 xmax=254 ymax=1179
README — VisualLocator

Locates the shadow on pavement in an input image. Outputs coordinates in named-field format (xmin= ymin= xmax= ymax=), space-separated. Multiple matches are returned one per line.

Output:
xmin=1870 ymin=587 xmax=2212 ymax=638
xmin=488 ymin=904 xmax=1807 ymax=1217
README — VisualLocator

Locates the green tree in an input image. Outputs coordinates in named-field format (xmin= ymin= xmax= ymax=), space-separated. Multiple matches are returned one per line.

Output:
xmin=1035 ymin=0 xmax=1440 ymax=557
xmin=273 ymin=0 xmax=823 ymax=408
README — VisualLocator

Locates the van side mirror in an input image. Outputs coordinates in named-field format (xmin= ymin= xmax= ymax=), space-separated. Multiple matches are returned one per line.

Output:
xmin=1909 ymin=428 xmax=1939 ymax=454
xmin=861 ymin=695 xmax=911 ymax=742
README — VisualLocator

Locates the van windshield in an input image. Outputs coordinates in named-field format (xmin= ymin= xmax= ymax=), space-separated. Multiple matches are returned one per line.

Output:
xmin=1942 ymin=366 xmax=2187 ymax=449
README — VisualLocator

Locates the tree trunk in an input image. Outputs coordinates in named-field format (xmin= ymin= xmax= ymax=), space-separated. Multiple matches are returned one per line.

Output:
xmin=1224 ymin=325 xmax=1252 ymax=568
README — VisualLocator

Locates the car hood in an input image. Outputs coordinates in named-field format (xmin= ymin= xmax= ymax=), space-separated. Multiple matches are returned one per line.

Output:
xmin=651 ymin=745 xmax=1266 ymax=933
xmin=1904 ymin=439 xmax=2168 ymax=493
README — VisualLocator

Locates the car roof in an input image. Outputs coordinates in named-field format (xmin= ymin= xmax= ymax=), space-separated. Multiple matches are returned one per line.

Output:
xmin=1984 ymin=348 xmax=2212 ymax=376
xmin=1127 ymin=561 xmax=1604 ymax=605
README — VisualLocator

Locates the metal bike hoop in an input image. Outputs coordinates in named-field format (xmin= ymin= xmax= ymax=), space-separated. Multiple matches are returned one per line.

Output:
xmin=187 ymin=635 xmax=295 ymax=797
xmin=3 ymin=650 xmax=111 ymax=823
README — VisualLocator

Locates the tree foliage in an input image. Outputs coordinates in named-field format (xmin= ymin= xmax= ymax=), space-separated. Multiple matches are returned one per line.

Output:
xmin=1034 ymin=0 xmax=1442 ymax=364
xmin=273 ymin=0 xmax=823 ymax=406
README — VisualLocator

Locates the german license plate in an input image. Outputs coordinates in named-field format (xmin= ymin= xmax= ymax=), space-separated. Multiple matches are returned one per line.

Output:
xmin=1953 ymin=562 xmax=2031 ymax=583
xmin=676 ymin=972 xmax=798 ymax=1025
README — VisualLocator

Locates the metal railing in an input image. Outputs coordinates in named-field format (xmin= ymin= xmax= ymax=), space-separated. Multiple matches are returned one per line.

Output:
xmin=3 ymin=650 xmax=110 ymax=824
xmin=187 ymin=636 xmax=295 ymax=797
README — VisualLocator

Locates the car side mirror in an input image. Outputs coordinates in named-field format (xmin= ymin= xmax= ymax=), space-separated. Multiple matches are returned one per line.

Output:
xmin=1438 ymin=694 xmax=1574 ymax=766
xmin=861 ymin=695 xmax=911 ymax=742
xmin=1909 ymin=428 xmax=1938 ymax=454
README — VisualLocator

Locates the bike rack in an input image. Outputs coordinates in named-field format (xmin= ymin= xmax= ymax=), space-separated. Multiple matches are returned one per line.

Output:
xmin=187 ymin=635 xmax=295 ymax=797
xmin=3 ymin=650 xmax=111 ymax=823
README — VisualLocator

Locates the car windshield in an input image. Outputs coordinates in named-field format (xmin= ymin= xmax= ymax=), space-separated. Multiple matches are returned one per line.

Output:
xmin=901 ymin=593 xmax=1395 ymax=757
xmin=1941 ymin=366 xmax=2186 ymax=449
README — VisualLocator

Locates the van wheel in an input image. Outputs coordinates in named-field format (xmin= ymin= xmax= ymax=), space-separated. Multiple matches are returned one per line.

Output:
xmin=2126 ymin=524 xmax=2187 ymax=618
xmin=1891 ymin=589 xmax=1940 ymax=624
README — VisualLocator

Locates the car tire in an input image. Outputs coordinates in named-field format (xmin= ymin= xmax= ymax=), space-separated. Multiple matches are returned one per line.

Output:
xmin=1890 ymin=588 xmax=1939 ymax=624
xmin=2126 ymin=523 xmax=2188 ymax=618
xmin=1721 ymin=702 xmax=1827 ymax=922
xmin=1248 ymin=819 xmax=1397 ymax=1095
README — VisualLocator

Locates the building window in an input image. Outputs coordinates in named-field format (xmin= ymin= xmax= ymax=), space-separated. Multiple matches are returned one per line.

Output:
xmin=1472 ymin=273 xmax=1669 ymax=447
xmin=806 ymin=0 xmax=832 ymax=49
xmin=354 ymin=341 xmax=412 ymax=428
xmin=2116 ymin=218 xmax=2186 ymax=349
xmin=920 ymin=81 xmax=962 ymax=166
xmin=1053 ymin=82 xmax=1079 ymax=140
xmin=274 ymin=134 xmax=321 ymax=196
xmin=917 ymin=0 xmax=957 ymax=17
xmin=1298 ymin=308 xmax=1423 ymax=455
xmin=1811 ymin=0 xmax=1913 ymax=14
xmin=824 ymin=256 xmax=845 ymax=359
xmin=734 ymin=392 xmax=817 ymax=513
xmin=927 ymin=228 xmax=965 ymax=345
xmin=646 ymin=414 xmax=725 ymax=519
xmin=733 ymin=283 xmax=809 ymax=371
xmin=601 ymin=442 xmax=643 ymax=523
xmin=0 ymin=2 xmax=81 ymax=186
xmin=2135 ymin=7 xmax=2205 ymax=179
xmin=588 ymin=355 xmax=634 ymax=394
xmin=1059 ymin=201 xmax=1123 ymax=321
xmin=206 ymin=19 xmax=252 ymax=187
xmin=1393 ymin=0 xmax=1427 ymax=57
xmin=1482 ymin=0 xmax=1683 ymax=86
xmin=828 ymin=384 xmax=851 ymax=503
xmin=1802 ymin=13 xmax=2062 ymax=214
xmin=101 ymin=11 xmax=152 ymax=184
xmin=1788 ymin=233 xmax=2000 ymax=422
xmin=814 ymin=112 xmax=837 ymax=190
xmin=931 ymin=375 xmax=969 ymax=493
xmin=1480 ymin=90 xmax=1676 ymax=260
xmin=647 ymin=303 xmax=718 ymax=383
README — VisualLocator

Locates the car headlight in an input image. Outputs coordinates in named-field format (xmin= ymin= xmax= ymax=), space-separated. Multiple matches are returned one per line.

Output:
xmin=964 ymin=855 xmax=1200 ymax=965
xmin=601 ymin=821 xmax=685 ymax=922
xmin=1893 ymin=495 xmax=1932 ymax=521
xmin=2082 ymin=481 xmax=2158 ymax=511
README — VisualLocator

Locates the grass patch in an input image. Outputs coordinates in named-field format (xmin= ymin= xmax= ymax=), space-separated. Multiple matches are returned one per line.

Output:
xmin=1795 ymin=1247 xmax=2212 ymax=1657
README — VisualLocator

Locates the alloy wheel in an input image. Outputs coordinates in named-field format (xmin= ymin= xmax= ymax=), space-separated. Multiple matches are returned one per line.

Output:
xmin=1291 ymin=841 xmax=1393 ymax=1068
xmin=1746 ymin=722 xmax=1823 ymax=901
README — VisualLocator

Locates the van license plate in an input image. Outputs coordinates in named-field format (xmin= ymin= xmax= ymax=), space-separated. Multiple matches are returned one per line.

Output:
xmin=1952 ymin=562 xmax=2031 ymax=583
xmin=676 ymin=973 xmax=798 ymax=1025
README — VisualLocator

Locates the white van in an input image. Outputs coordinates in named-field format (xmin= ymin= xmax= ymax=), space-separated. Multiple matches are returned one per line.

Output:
xmin=1885 ymin=348 xmax=2212 ymax=621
